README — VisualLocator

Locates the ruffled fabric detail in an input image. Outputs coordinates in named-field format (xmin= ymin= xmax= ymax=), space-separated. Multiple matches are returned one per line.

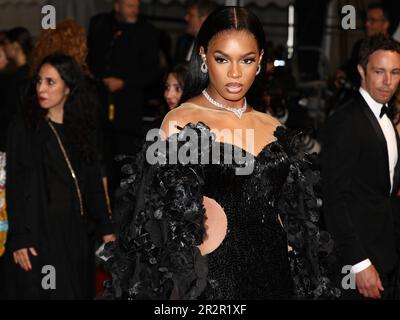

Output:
xmin=102 ymin=124 xmax=208 ymax=299
xmin=275 ymin=126 xmax=341 ymax=299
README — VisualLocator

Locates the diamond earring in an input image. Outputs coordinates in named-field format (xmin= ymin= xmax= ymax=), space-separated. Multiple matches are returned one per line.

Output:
xmin=201 ymin=62 xmax=208 ymax=74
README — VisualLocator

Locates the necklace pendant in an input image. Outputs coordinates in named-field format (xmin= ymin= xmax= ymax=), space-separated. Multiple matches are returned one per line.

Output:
xmin=202 ymin=89 xmax=247 ymax=119
xmin=234 ymin=109 xmax=242 ymax=119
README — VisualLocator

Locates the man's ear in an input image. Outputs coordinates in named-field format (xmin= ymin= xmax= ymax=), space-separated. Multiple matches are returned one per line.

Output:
xmin=357 ymin=64 xmax=366 ymax=82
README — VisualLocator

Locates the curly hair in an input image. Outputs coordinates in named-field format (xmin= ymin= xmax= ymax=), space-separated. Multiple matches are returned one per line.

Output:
xmin=30 ymin=18 xmax=89 ymax=76
xmin=25 ymin=53 xmax=99 ymax=164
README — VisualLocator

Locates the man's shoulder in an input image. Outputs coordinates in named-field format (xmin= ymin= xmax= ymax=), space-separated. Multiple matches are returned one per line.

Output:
xmin=330 ymin=93 xmax=364 ymax=118
xmin=323 ymin=94 xmax=366 ymax=132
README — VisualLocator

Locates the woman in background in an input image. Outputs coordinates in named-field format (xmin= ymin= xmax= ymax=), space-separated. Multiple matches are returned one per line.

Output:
xmin=0 ymin=40 xmax=10 ymax=151
xmin=5 ymin=53 xmax=115 ymax=299
xmin=163 ymin=63 xmax=188 ymax=110
xmin=2 ymin=27 xmax=33 ymax=146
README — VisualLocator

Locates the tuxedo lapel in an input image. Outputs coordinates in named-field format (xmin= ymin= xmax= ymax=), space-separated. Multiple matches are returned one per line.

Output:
xmin=357 ymin=94 xmax=392 ymax=194
xmin=359 ymin=96 xmax=389 ymax=164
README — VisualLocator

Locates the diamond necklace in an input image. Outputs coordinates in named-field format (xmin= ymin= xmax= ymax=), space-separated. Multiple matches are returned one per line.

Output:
xmin=202 ymin=89 xmax=247 ymax=119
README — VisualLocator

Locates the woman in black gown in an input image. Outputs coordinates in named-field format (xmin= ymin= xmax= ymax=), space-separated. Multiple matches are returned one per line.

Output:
xmin=103 ymin=7 xmax=339 ymax=300
xmin=5 ymin=53 xmax=115 ymax=299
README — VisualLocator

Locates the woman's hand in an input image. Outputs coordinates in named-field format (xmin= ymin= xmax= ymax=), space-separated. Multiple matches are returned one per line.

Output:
xmin=13 ymin=248 xmax=38 ymax=272
xmin=102 ymin=234 xmax=116 ymax=243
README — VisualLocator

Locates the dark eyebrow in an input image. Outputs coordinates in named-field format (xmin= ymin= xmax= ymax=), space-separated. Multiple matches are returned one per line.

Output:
xmin=213 ymin=50 xmax=257 ymax=58
xmin=372 ymin=67 xmax=400 ymax=72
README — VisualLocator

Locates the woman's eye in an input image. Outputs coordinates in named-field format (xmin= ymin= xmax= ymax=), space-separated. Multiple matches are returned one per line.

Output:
xmin=215 ymin=57 xmax=227 ymax=64
xmin=47 ymin=79 xmax=55 ymax=85
xmin=243 ymin=58 xmax=256 ymax=64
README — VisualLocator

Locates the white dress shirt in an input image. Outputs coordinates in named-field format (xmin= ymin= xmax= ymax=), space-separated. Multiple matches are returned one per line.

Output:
xmin=351 ymin=87 xmax=398 ymax=274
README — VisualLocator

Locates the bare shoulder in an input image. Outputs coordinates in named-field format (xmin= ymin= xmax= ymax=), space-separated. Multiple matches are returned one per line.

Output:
xmin=250 ymin=109 xmax=281 ymax=130
xmin=160 ymin=104 xmax=197 ymax=138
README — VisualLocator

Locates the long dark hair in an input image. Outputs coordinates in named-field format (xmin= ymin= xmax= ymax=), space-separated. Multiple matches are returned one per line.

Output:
xmin=25 ymin=53 xmax=100 ymax=163
xmin=181 ymin=6 xmax=267 ymax=107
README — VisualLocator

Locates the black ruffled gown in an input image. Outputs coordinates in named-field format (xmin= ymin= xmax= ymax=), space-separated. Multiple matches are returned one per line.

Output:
xmin=102 ymin=122 xmax=339 ymax=300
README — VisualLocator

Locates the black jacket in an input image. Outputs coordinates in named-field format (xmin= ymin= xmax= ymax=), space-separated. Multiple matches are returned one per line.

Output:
xmin=5 ymin=117 xmax=113 ymax=252
xmin=321 ymin=92 xmax=400 ymax=274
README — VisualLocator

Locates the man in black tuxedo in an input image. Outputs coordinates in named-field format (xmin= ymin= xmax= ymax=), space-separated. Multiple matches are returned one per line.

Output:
xmin=322 ymin=35 xmax=400 ymax=299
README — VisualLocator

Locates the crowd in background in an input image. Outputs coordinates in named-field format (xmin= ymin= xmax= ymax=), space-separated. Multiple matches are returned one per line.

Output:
xmin=0 ymin=0 xmax=400 ymax=300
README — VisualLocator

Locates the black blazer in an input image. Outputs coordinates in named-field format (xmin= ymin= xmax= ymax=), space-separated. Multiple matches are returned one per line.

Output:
xmin=321 ymin=92 xmax=400 ymax=274
xmin=5 ymin=117 xmax=114 ymax=252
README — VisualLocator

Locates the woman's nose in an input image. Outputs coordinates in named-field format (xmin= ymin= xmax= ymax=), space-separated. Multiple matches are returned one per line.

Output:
xmin=165 ymin=89 xmax=173 ymax=99
xmin=37 ymin=82 xmax=46 ymax=94
xmin=228 ymin=63 xmax=242 ymax=78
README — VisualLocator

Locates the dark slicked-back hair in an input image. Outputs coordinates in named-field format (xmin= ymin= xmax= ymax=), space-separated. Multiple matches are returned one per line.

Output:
xmin=358 ymin=34 xmax=400 ymax=72
xmin=181 ymin=6 xmax=266 ymax=104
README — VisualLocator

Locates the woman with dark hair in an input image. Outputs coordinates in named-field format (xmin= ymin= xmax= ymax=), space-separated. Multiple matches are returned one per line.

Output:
xmin=163 ymin=63 xmax=188 ymax=110
xmin=103 ymin=7 xmax=339 ymax=300
xmin=2 ymin=27 xmax=34 ymax=150
xmin=4 ymin=27 xmax=33 ymax=69
xmin=4 ymin=53 xmax=115 ymax=299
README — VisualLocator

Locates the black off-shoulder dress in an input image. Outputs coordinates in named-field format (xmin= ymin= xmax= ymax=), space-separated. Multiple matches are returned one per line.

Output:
xmin=102 ymin=122 xmax=339 ymax=300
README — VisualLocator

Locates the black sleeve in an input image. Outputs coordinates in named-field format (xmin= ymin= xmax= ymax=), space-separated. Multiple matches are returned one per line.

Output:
xmin=84 ymin=159 xmax=114 ymax=237
xmin=321 ymin=111 xmax=368 ymax=266
xmin=102 ymin=124 xmax=208 ymax=300
xmin=276 ymin=127 xmax=340 ymax=299
xmin=5 ymin=118 xmax=34 ymax=251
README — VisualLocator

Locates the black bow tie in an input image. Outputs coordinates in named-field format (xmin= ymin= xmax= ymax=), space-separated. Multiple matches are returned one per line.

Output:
xmin=380 ymin=104 xmax=389 ymax=118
